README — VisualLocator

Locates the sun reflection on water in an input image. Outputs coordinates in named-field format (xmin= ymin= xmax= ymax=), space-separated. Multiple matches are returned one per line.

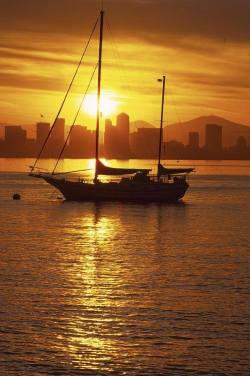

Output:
xmin=55 ymin=205 xmax=126 ymax=368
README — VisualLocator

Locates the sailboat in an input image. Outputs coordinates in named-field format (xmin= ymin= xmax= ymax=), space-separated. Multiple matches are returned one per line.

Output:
xmin=29 ymin=10 xmax=193 ymax=202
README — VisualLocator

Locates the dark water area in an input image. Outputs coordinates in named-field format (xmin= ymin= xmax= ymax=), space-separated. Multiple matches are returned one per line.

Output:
xmin=0 ymin=160 xmax=249 ymax=375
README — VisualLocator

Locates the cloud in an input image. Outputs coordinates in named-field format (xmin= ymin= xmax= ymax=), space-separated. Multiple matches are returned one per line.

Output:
xmin=0 ymin=0 xmax=250 ymax=45
xmin=0 ymin=72 xmax=65 ymax=91
xmin=0 ymin=0 xmax=249 ymax=125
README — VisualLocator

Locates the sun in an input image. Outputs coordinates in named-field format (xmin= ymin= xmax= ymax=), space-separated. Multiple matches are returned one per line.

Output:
xmin=82 ymin=92 xmax=117 ymax=118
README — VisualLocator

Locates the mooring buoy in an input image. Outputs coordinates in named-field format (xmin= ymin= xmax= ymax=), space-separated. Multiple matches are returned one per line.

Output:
xmin=13 ymin=193 xmax=21 ymax=200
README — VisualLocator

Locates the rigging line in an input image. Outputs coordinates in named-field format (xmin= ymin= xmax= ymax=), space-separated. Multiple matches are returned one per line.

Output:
xmin=52 ymin=168 xmax=92 ymax=175
xmin=27 ymin=165 xmax=49 ymax=171
xmin=30 ymin=15 xmax=99 ymax=173
xmin=52 ymin=62 xmax=99 ymax=175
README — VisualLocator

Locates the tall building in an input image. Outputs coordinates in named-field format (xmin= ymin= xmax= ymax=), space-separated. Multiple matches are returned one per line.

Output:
xmin=4 ymin=126 xmax=29 ymax=156
xmin=104 ymin=119 xmax=115 ymax=157
xmin=188 ymin=132 xmax=199 ymax=149
xmin=103 ymin=113 xmax=131 ymax=158
xmin=52 ymin=118 xmax=65 ymax=145
xmin=47 ymin=118 xmax=65 ymax=157
xmin=116 ymin=113 xmax=130 ymax=158
xmin=205 ymin=124 xmax=222 ymax=151
xmin=36 ymin=122 xmax=50 ymax=147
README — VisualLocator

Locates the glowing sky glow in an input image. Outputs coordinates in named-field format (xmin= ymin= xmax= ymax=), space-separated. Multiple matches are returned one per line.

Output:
xmin=0 ymin=0 xmax=249 ymax=129
xmin=82 ymin=92 xmax=118 ymax=118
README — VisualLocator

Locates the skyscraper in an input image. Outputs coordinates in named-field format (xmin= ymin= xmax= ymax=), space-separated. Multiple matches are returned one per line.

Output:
xmin=4 ymin=126 xmax=28 ymax=156
xmin=47 ymin=118 xmax=65 ymax=157
xmin=52 ymin=118 xmax=65 ymax=145
xmin=104 ymin=119 xmax=117 ymax=158
xmin=205 ymin=124 xmax=222 ymax=151
xmin=36 ymin=122 xmax=50 ymax=147
xmin=116 ymin=112 xmax=130 ymax=158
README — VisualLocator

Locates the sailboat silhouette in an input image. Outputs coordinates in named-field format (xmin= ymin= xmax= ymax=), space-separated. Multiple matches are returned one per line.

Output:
xmin=30 ymin=10 xmax=193 ymax=202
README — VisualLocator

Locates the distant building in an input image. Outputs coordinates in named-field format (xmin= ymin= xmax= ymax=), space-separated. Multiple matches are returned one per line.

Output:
xmin=227 ymin=135 xmax=249 ymax=159
xmin=188 ymin=132 xmax=199 ymax=149
xmin=3 ymin=125 xmax=35 ymax=157
xmin=67 ymin=125 xmax=95 ymax=157
xmin=4 ymin=126 xmax=27 ymax=156
xmin=103 ymin=113 xmax=130 ymax=159
xmin=104 ymin=119 xmax=117 ymax=158
xmin=205 ymin=124 xmax=222 ymax=152
xmin=5 ymin=126 xmax=27 ymax=144
xmin=236 ymin=136 xmax=247 ymax=149
xmin=116 ymin=113 xmax=130 ymax=158
xmin=36 ymin=122 xmax=50 ymax=147
xmin=52 ymin=118 xmax=65 ymax=145
xmin=130 ymin=128 xmax=160 ymax=158
xmin=47 ymin=118 xmax=65 ymax=157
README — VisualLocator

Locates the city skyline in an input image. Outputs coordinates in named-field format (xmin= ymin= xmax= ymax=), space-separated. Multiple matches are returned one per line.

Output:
xmin=1 ymin=111 xmax=250 ymax=144
xmin=1 ymin=0 xmax=250 ymax=129
xmin=1 ymin=112 xmax=249 ymax=160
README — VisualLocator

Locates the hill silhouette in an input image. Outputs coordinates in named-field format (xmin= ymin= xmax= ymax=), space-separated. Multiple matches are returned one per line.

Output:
xmin=130 ymin=120 xmax=155 ymax=133
xmin=163 ymin=115 xmax=250 ymax=147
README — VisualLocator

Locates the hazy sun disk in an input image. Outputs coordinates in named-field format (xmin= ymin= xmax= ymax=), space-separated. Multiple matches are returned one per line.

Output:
xmin=82 ymin=92 xmax=117 ymax=117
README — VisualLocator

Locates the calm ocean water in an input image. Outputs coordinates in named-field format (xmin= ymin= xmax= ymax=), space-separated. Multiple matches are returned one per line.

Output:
xmin=0 ymin=159 xmax=249 ymax=375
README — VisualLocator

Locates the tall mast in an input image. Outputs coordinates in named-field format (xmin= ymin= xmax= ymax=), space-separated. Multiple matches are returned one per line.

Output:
xmin=94 ymin=10 xmax=104 ymax=183
xmin=157 ymin=75 xmax=166 ymax=181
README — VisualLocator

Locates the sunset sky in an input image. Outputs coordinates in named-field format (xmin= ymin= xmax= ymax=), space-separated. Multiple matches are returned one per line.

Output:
xmin=1 ymin=0 xmax=250 ymax=131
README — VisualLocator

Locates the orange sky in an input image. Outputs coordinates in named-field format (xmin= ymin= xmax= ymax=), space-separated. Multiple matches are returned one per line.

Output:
xmin=0 ymin=0 xmax=250 ymax=130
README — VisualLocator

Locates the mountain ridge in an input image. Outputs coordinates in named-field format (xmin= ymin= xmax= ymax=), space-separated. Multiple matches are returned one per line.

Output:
xmin=130 ymin=120 xmax=156 ymax=133
xmin=132 ymin=115 xmax=250 ymax=147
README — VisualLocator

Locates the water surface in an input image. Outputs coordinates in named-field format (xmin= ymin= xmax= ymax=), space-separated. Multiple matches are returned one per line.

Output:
xmin=0 ymin=159 xmax=249 ymax=375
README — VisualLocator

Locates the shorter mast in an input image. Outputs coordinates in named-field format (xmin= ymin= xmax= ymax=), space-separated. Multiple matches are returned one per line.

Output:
xmin=94 ymin=10 xmax=104 ymax=183
xmin=157 ymin=75 xmax=166 ymax=181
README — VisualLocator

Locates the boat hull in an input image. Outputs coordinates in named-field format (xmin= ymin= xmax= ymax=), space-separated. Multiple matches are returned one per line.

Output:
xmin=43 ymin=176 xmax=189 ymax=202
